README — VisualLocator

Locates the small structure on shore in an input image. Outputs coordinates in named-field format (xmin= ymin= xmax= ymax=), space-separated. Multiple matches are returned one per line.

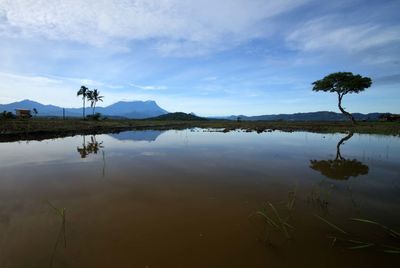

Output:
xmin=15 ymin=109 xmax=32 ymax=118
xmin=379 ymin=114 xmax=400 ymax=122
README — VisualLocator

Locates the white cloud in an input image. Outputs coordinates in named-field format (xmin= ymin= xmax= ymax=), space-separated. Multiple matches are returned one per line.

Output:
xmin=286 ymin=16 xmax=400 ymax=53
xmin=0 ymin=0 xmax=310 ymax=56
xmin=62 ymin=77 xmax=124 ymax=89
xmin=0 ymin=71 xmax=75 ymax=106
xmin=203 ymin=76 xmax=218 ymax=81
xmin=130 ymin=83 xmax=167 ymax=90
xmin=0 ymin=71 xmax=62 ymax=85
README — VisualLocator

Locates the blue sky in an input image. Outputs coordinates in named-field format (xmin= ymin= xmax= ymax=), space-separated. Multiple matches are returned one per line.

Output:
xmin=0 ymin=0 xmax=399 ymax=116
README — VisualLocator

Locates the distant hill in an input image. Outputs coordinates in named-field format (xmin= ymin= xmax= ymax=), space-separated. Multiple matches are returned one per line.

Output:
xmin=221 ymin=111 xmax=388 ymax=121
xmin=0 ymin=99 xmax=168 ymax=119
xmin=148 ymin=112 xmax=208 ymax=121
xmin=0 ymin=99 xmax=67 ymax=116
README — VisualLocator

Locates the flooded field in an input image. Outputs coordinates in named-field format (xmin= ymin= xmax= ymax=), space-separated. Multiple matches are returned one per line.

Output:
xmin=0 ymin=129 xmax=399 ymax=267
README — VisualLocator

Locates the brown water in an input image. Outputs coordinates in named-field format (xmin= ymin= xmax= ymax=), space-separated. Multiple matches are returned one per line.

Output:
xmin=0 ymin=130 xmax=399 ymax=267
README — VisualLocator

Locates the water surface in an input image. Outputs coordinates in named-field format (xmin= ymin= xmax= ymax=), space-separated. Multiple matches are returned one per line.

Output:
xmin=0 ymin=130 xmax=399 ymax=267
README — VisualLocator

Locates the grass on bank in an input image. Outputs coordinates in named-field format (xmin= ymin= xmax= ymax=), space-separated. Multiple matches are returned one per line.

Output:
xmin=0 ymin=117 xmax=399 ymax=142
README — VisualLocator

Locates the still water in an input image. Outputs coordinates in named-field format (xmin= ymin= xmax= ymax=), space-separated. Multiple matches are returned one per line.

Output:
xmin=0 ymin=129 xmax=399 ymax=267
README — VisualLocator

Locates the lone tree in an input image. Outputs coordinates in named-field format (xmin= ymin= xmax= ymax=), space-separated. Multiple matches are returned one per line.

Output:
xmin=312 ymin=72 xmax=372 ymax=124
xmin=77 ymin=85 xmax=90 ymax=119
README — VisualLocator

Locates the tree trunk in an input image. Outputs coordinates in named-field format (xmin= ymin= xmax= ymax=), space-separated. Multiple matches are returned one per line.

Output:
xmin=335 ymin=132 xmax=353 ymax=160
xmin=337 ymin=93 xmax=356 ymax=125
xmin=83 ymin=97 xmax=86 ymax=119
xmin=93 ymin=102 xmax=96 ymax=115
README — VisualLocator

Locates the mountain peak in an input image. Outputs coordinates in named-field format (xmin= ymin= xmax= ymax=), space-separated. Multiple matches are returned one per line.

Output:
xmin=112 ymin=100 xmax=156 ymax=105
xmin=18 ymin=99 xmax=39 ymax=104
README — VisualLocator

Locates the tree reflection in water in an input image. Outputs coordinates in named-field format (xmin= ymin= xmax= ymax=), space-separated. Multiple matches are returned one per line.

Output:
xmin=77 ymin=135 xmax=107 ymax=177
xmin=310 ymin=132 xmax=369 ymax=180
xmin=77 ymin=136 xmax=104 ymax=158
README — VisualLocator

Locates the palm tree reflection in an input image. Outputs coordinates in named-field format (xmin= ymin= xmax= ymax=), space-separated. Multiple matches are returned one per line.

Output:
xmin=310 ymin=132 xmax=369 ymax=180
xmin=77 ymin=136 xmax=104 ymax=158
xmin=77 ymin=135 xmax=107 ymax=177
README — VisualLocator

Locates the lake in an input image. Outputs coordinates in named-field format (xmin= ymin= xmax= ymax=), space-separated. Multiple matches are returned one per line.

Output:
xmin=0 ymin=129 xmax=399 ymax=267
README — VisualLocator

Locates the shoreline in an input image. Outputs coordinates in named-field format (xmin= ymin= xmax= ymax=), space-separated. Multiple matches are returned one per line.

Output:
xmin=0 ymin=118 xmax=399 ymax=142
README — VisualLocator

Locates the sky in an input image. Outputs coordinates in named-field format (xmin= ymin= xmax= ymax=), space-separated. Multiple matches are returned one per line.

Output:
xmin=0 ymin=0 xmax=399 ymax=116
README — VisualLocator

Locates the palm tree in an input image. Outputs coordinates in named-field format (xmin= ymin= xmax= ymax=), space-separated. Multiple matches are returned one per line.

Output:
xmin=77 ymin=86 xmax=90 ymax=119
xmin=87 ymin=89 xmax=104 ymax=115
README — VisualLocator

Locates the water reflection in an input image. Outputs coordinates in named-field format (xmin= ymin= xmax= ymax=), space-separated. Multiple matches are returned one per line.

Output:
xmin=76 ymin=135 xmax=107 ymax=177
xmin=108 ymin=130 xmax=165 ymax=142
xmin=310 ymin=132 xmax=369 ymax=180
xmin=77 ymin=136 xmax=104 ymax=158
xmin=0 ymin=130 xmax=399 ymax=267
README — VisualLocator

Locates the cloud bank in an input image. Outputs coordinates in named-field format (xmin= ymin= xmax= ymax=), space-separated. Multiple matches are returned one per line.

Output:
xmin=0 ymin=0 xmax=309 ymax=55
xmin=0 ymin=0 xmax=399 ymax=115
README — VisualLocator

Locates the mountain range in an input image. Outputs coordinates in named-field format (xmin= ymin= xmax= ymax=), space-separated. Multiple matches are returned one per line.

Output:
xmin=222 ymin=111 xmax=386 ymax=121
xmin=0 ymin=99 xmax=168 ymax=119
xmin=0 ymin=99 xmax=390 ymax=121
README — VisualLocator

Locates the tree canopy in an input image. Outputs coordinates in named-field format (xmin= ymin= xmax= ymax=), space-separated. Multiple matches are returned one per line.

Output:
xmin=312 ymin=72 xmax=372 ymax=95
xmin=87 ymin=89 xmax=104 ymax=115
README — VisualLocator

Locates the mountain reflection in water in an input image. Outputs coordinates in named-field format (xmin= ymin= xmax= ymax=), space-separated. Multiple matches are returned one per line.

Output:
xmin=108 ymin=130 xmax=165 ymax=142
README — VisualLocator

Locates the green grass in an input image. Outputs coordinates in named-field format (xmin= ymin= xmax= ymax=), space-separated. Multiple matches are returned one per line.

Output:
xmin=351 ymin=218 xmax=400 ymax=239
xmin=316 ymin=215 xmax=400 ymax=254
xmin=252 ymin=188 xmax=297 ymax=243
xmin=1 ymin=118 xmax=399 ymax=142
xmin=254 ymin=185 xmax=400 ymax=254
xmin=47 ymin=201 xmax=67 ymax=267
xmin=286 ymin=185 xmax=297 ymax=211
xmin=315 ymin=214 xmax=347 ymax=234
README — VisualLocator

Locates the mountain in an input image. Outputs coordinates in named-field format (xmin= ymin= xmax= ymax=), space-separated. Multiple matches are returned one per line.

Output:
xmin=92 ymin=101 xmax=168 ymax=118
xmin=0 ymin=99 xmax=168 ymax=119
xmin=0 ymin=99 xmax=69 ymax=116
xmin=222 ymin=111 xmax=386 ymax=121
xmin=148 ymin=112 xmax=208 ymax=121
